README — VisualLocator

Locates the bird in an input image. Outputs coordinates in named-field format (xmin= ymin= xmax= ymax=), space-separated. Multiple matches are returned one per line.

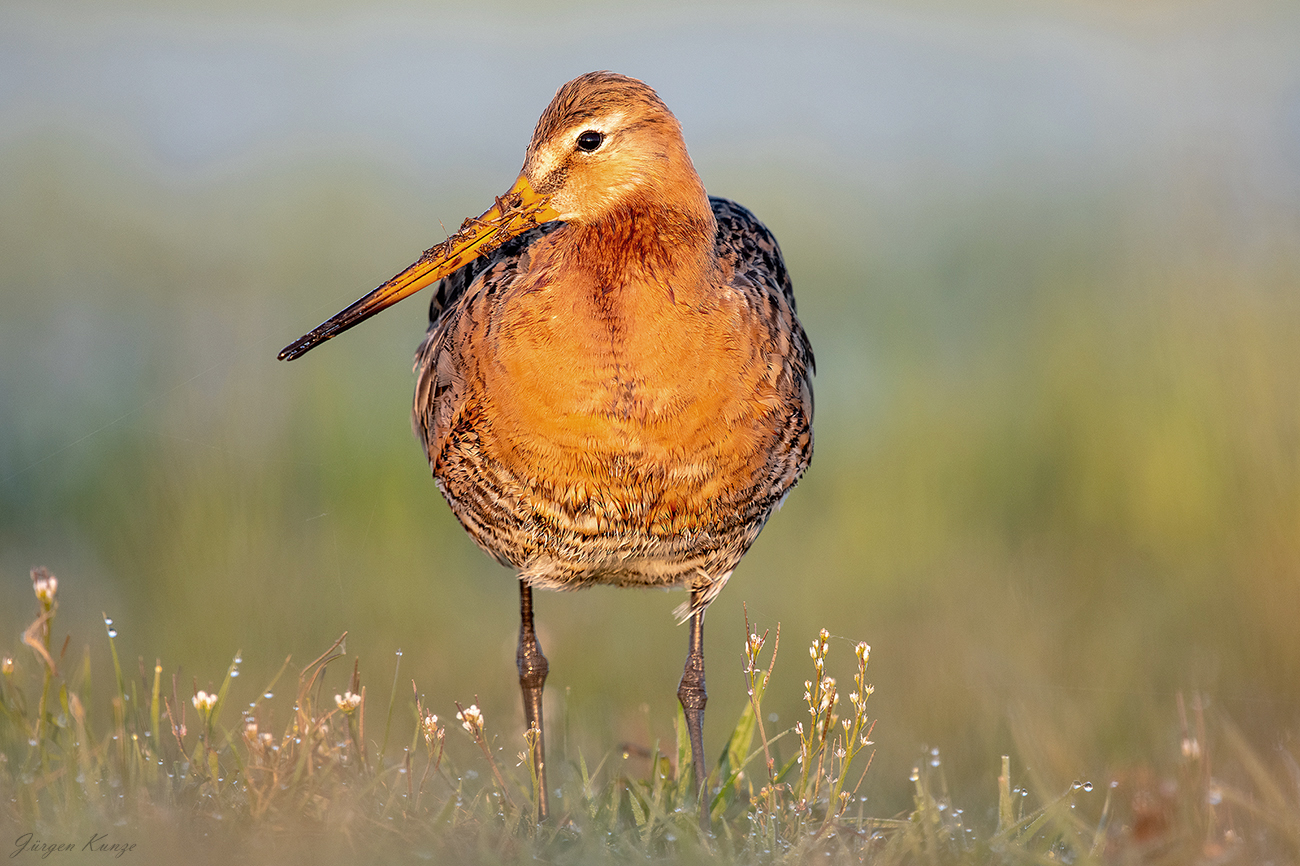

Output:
xmin=279 ymin=71 xmax=813 ymax=829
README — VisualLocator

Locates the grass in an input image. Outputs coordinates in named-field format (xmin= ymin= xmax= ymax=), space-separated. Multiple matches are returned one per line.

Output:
xmin=4 ymin=569 xmax=1300 ymax=865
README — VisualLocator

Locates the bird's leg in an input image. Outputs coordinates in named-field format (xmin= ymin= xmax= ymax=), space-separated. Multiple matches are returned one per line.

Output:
xmin=677 ymin=589 xmax=710 ymax=832
xmin=517 ymin=579 xmax=549 ymax=821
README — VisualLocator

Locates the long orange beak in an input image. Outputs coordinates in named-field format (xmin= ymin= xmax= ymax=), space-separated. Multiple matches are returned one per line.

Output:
xmin=278 ymin=174 xmax=559 ymax=361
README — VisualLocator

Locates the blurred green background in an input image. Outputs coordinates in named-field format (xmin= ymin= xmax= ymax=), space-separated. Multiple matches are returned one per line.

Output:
xmin=2 ymin=0 xmax=1298 ymax=817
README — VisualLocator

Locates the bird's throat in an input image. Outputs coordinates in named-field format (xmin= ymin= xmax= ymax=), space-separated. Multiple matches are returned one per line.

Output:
xmin=555 ymin=199 xmax=719 ymax=295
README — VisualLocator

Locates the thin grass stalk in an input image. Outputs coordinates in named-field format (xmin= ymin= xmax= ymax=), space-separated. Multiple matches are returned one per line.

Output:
xmin=378 ymin=649 xmax=402 ymax=767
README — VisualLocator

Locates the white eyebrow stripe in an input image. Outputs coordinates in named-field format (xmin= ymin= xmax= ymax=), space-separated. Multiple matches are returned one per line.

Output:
xmin=573 ymin=110 xmax=628 ymax=139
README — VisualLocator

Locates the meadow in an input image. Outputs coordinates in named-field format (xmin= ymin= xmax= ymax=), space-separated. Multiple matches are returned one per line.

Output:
xmin=3 ymin=1 xmax=1300 ymax=862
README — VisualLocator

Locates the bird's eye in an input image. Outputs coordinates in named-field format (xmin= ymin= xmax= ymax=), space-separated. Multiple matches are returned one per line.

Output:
xmin=576 ymin=130 xmax=604 ymax=152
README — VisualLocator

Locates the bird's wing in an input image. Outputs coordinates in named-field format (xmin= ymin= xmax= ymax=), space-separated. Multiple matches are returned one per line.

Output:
xmin=710 ymin=195 xmax=815 ymax=496
xmin=710 ymin=197 xmax=802 ymax=317
xmin=710 ymin=194 xmax=815 ymax=381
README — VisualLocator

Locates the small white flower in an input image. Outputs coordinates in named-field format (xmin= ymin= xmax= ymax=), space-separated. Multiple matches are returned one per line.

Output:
xmin=32 ymin=571 xmax=58 ymax=607
xmin=457 ymin=703 xmax=484 ymax=735
xmin=192 ymin=690 xmax=217 ymax=714
xmin=334 ymin=691 xmax=362 ymax=712
xmin=421 ymin=711 xmax=441 ymax=746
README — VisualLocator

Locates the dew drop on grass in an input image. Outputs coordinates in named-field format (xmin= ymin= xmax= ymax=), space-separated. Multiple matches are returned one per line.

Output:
xmin=909 ymin=768 xmax=919 ymax=782
xmin=1083 ymin=782 xmax=1093 ymax=792
xmin=107 ymin=629 xmax=117 ymax=638
xmin=1072 ymin=780 xmax=1081 ymax=790
xmin=264 ymin=692 xmax=274 ymax=699
xmin=234 ymin=656 xmax=242 ymax=664
xmin=104 ymin=617 xmax=113 ymax=625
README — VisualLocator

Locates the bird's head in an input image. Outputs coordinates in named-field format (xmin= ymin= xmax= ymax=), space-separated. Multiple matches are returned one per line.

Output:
xmin=521 ymin=71 xmax=708 ymax=225
xmin=278 ymin=71 xmax=706 ymax=361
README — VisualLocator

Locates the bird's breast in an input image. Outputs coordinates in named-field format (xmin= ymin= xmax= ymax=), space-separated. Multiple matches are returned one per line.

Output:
xmin=488 ymin=270 xmax=771 ymax=478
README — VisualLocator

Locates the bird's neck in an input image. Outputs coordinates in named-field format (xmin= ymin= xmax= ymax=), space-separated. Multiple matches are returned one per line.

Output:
xmin=555 ymin=196 xmax=718 ymax=297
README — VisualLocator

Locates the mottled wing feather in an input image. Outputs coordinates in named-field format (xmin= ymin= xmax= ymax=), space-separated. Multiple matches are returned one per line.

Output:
xmin=709 ymin=194 xmax=815 ymax=493
xmin=708 ymin=196 xmax=801 ymax=313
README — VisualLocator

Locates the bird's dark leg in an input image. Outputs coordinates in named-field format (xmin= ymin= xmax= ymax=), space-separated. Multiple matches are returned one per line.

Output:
xmin=677 ymin=589 xmax=710 ymax=832
xmin=517 ymin=579 xmax=549 ymax=821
